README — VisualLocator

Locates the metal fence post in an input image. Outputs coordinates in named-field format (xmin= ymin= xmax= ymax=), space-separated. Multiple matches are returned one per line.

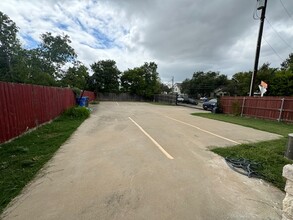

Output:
xmin=241 ymin=97 xmax=246 ymax=117
xmin=278 ymin=98 xmax=285 ymax=122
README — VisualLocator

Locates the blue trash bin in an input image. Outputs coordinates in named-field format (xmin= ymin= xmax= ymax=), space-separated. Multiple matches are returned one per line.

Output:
xmin=76 ymin=97 xmax=89 ymax=107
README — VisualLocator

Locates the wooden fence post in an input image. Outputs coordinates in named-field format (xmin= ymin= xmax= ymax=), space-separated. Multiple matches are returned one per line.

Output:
xmin=241 ymin=97 xmax=246 ymax=117
xmin=278 ymin=98 xmax=285 ymax=122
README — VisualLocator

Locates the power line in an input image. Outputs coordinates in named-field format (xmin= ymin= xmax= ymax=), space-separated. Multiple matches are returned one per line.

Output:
xmin=279 ymin=0 xmax=293 ymax=21
xmin=263 ymin=37 xmax=284 ymax=61
xmin=265 ymin=17 xmax=293 ymax=51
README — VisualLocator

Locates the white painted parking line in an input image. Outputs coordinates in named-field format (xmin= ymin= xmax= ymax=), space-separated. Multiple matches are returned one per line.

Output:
xmin=116 ymin=102 xmax=119 ymax=106
xmin=165 ymin=116 xmax=240 ymax=145
xmin=128 ymin=117 xmax=174 ymax=160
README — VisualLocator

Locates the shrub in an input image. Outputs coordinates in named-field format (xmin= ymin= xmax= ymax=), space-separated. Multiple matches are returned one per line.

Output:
xmin=63 ymin=106 xmax=90 ymax=119
xmin=214 ymin=98 xmax=223 ymax=114
xmin=231 ymin=101 xmax=241 ymax=116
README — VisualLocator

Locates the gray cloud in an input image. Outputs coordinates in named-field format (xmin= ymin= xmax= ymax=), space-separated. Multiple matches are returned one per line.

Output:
xmin=1 ymin=0 xmax=293 ymax=82
xmin=109 ymin=0 xmax=293 ymax=81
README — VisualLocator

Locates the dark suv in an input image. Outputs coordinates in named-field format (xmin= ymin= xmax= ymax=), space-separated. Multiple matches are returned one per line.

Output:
xmin=203 ymin=98 xmax=217 ymax=110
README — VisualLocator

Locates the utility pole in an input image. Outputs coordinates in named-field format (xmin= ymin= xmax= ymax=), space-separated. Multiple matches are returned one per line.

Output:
xmin=171 ymin=76 xmax=174 ymax=93
xmin=249 ymin=0 xmax=268 ymax=97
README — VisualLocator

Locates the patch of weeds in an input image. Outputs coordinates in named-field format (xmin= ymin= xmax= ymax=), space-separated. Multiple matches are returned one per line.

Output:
xmin=21 ymin=159 xmax=36 ymax=168
xmin=63 ymin=106 xmax=90 ymax=119
xmin=231 ymin=101 xmax=241 ymax=116
xmin=13 ymin=147 xmax=29 ymax=154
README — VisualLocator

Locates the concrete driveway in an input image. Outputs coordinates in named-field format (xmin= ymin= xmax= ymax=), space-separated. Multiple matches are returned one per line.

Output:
xmin=2 ymin=102 xmax=284 ymax=220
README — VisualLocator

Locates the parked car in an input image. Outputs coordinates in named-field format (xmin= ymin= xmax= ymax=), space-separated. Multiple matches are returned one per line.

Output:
xmin=177 ymin=97 xmax=184 ymax=102
xmin=200 ymin=97 xmax=208 ymax=102
xmin=187 ymin=98 xmax=198 ymax=105
xmin=182 ymin=97 xmax=198 ymax=105
xmin=203 ymin=98 xmax=217 ymax=110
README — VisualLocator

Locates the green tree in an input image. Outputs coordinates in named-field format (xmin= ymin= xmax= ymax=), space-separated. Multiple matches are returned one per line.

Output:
xmin=0 ymin=12 xmax=77 ymax=85
xmin=90 ymin=60 xmax=120 ymax=93
xmin=61 ymin=62 xmax=89 ymax=89
xmin=180 ymin=78 xmax=191 ymax=95
xmin=225 ymin=79 xmax=237 ymax=96
xmin=18 ymin=33 xmax=77 ymax=86
xmin=120 ymin=62 xmax=161 ymax=98
xmin=37 ymin=32 xmax=77 ymax=79
xmin=140 ymin=62 xmax=161 ymax=98
xmin=8 ymin=48 xmax=30 ymax=83
xmin=269 ymin=70 xmax=293 ymax=96
xmin=255 ymin=63 xmax=277 ymax=96
xmin=183 ymin=71 xmax=228 ymax=97
xmin=229 ymin=71 xmax=251 ymax=96
xmin=7 ymin=48 xmax=56 ymax=86
xmin=160 ymin=83 xmax=171 ymax=94
xmin=0 ymin=11 xmax=22 ymax=81
xmin=26 ymin=49 xmax=57 ymax=85
xmin=281 ymin=53 xmax=293 ymax=70
xmin=228 ymin=62 xmax=293 ymax=96
xmin=121 ymin=67 xmax=145 ymax=95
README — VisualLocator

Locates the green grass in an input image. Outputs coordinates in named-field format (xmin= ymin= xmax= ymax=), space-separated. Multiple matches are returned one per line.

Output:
xmin=192 ymin=113 xmax=293 ymax=190
xmin=192 ymin=113 xmax=292 ymax=137
xmin=212 ymin=139 xmax=291 ymax=189
xmin=0 ymin=107 xmax=89 ymax=213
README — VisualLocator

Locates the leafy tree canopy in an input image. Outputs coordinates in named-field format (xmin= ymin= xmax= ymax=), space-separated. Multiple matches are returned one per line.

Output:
xmin=0 ymin=11 xmax=22 ymax=81
xmin=228 ymin=63 xmax=288 ymax=96
xmin=1 ymin=11 xmax=292 ymax=96
xmin=90 ymin=60 xmax=120 ymax=93
xmin=281 ymin=53 xmax=293 ymax=70
xmin=269 ymin=70 xmax=293 ymax=96
xmin=120 ymin=62 xmax=161 ymax=99
xmin=0 ymin=11 xmax=79 ymax=86
xmin=181 ymin=71 xmax=228 ymax=97
xmin=60 ymin=61 xmax=89 ymax=89
xmin=37 ymin=32 xmax=77 ymax=79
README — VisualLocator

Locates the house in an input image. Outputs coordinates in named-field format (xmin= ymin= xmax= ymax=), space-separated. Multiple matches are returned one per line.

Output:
xmin=211 ymin=88 xmax=228 ymax=97
xmin=173 ymin=83 xmax=182 ymax=94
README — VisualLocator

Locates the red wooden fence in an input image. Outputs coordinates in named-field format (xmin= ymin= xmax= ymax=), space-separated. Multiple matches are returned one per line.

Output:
xmin=0 ymin=82 xmax=95 ymax=143
xmin=221 ymin=96 xmax=293 ymax=123
xmin=82 ymin=91 xmax=96 ymax=101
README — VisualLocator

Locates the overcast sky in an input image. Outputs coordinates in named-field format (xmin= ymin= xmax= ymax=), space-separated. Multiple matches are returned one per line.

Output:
xmin=1 ymin=0 xmax=293 ymax=82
